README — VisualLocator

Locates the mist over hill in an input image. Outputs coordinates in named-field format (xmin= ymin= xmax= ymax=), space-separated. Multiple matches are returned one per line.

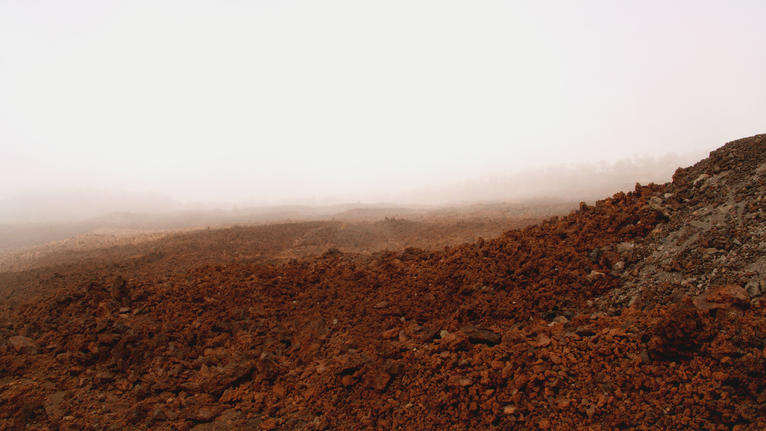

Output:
xmin=1 ymin=152 xmax=696 ymax=224
xmin=0 ymin=153 xmax=697 ymax=253
xmin=403 ymin=152 xmax=702 ymax=204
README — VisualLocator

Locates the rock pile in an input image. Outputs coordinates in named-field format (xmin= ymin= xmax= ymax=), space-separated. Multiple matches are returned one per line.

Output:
xmin=603 ymin=134 xmax=766 ymax=311
xmin=1 ymin=134 xmax=765 ymax=430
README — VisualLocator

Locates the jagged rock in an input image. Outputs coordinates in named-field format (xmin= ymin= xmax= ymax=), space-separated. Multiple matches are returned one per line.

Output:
xmin=44 ymin=391 xmax=69 ymax=420
xmin=647 ymin=196 xmax=672 ymax=217
xmin=459 ymin=326 xmax=501 ymax=346
xmin=381 ymin=328 xmax=399 ymax=339
xmin=364 ymin=369 xmax=391 ymax=391
xmin=184 ymin=358 xmax=256 ymax=395
xmin=111 ymin=276 xmax=129 ymax=301
xmin=8 ymin=335 xmax=38 ymax=354
xmin=189 ymin=405 xmax=223 ymax=423
xmin=529 ymin=334 xmax=551 ymax=347
xmin=447 ymin=375 xmax=472 ymax=387
xmin=190 ymin=409 xmax=242 ymax=431
xmin=693 ymin=174 xmax=710 ymax=186
xmin=502 ymin=405 xmax=517 ymax=415
xmin=693 ymin=285 xmax=749 ymax=311
xmin=745 ymin=279 xmax=762 ymax=297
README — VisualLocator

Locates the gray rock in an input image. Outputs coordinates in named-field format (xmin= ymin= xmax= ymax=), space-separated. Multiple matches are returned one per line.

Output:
xmin=616 ymin=242 xmax=635 ymax=255
xmin=746 ymin=279 xmax=763 ymax=297
xmin=693 ymin=174 xmax=710 ymax=186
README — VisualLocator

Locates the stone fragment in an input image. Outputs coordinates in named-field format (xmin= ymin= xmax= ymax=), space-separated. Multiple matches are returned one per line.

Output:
xmin=111 ymin=276 xmax=129 ymax=301
xmin=745 ymin=279 xmax=762 ymax=297
xmin=260 ymin=418 xmax=278 ymax=430
xmin=439 ymin=331 xmax=469 ymax=352
xmin=365 ymin=370 xmax=391 ymax=391
xmin=647 ymin=196 xmax=672 ymax=217
xmin=529 ymin=334 xmax=551 ymax=347
xmin=381 ymin=328 xmax=399 ymax=339
xmin=447 ymin=375 xmax=472 ymax=387
xmin=693 ymin=284 xmax=749 ymax=311
xmin=150 ymin=407 xmax=168 ymax=422
xmin=587 ymin=270 xmax=605 ymax=280
xmin=190 ymin=409 xmax=242 ymax=431
xmin=185 ymin=358 xmax=256 ymax=395
xmin=585 ymin=404 xmax=596 ymax=418
xmin=502 ymin=405 xmax=517 ymax=415
xmin=460 ymin=326 xmax=501 ymax=346
xmin=648 ymin=300 xmax=706 ymax=360
xmin=384 ymin=360 xmax=403 ymax=376
xmin=693 ymin=174 xmax=710 ymax=186
xmin=412 ymin=326 xmax=440 ymax=342
xmin=191 ymin=405 xmax=222 ymax=422
xmin=616 ymin=242 xmax=635 ymax=255
xmin=94 ymin=371 xmax=115 ymax=383
xmin=8 ymin=335 xmax=38 ymax=354
xmin=44 ymin=391 xmax=69 ymax=420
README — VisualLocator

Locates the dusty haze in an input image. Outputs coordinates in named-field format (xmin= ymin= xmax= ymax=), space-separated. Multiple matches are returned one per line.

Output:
xmin=1 ymin=1 xmax=765 ymax=224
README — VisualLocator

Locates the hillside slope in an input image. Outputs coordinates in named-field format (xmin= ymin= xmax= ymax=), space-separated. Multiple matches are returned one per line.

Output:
xmin=1 ymin=135 xmax=765 ymax=430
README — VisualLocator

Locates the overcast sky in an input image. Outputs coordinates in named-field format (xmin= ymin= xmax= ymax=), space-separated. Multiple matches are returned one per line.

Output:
xmin=1 ymin=0 xmax=765 ymax=207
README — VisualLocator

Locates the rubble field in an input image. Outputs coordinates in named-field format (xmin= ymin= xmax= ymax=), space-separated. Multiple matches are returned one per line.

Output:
xmin=1 ymin=135 xmax=765 ymax=430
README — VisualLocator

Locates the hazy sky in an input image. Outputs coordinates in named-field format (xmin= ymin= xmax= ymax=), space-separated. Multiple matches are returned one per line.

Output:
xmin=1 ymin=0 xmax=765 ymax=206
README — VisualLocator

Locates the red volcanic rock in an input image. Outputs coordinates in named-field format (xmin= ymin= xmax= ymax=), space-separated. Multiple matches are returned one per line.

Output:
xmin=8 ymin=335 xmax=38 ymax=354
xmin=1 ymin=134 xmax=765 ymax=429
xmin=111 ymin=275 xmax=129 ymax=302
xmin=364 ymin=369 xmax=391 ymax=391
xmin=647 ymin=300 xmax=708 ymax=360
xmin=259 ymin=418 xmax=278 ymax=430
xmin=381 ymin=328 xmax=399 ymax=339
xmin=529 ymin=333 xmax=551 ymax=347
xmin=447 ymin=375 xmax=473 ymax=387
xmin=459 ymin=326 xmax=501 ymax=346
xmin=693 ymin=284 xmax=749 ymax=311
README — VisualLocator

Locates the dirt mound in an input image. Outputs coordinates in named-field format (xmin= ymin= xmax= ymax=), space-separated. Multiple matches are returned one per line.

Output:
xmin=1 ymin=135 xmax=765 ymax=430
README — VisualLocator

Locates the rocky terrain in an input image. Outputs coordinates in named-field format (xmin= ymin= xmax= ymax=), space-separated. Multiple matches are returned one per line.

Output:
xmin=1 ymin=134 xmax=765 ymax=430
xmin=0 ymin=215 xmax=548 ymax=308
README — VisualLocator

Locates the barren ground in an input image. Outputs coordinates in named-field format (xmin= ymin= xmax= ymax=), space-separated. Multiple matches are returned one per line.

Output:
xmin=1 ymin=135 xmax=766 ymax=430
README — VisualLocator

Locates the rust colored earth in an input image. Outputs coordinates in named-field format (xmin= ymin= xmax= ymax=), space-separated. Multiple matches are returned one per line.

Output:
xmin=1 ymin=135 xmax=766 ymax=430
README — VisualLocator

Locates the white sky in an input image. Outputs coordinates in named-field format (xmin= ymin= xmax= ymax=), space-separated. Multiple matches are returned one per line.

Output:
xmin=1 ymin=0 xmax=765 ymax=206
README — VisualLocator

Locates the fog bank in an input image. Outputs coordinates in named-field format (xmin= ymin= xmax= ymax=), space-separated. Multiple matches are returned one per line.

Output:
xmin=1 ymin=1 xmax=764 ymax=224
